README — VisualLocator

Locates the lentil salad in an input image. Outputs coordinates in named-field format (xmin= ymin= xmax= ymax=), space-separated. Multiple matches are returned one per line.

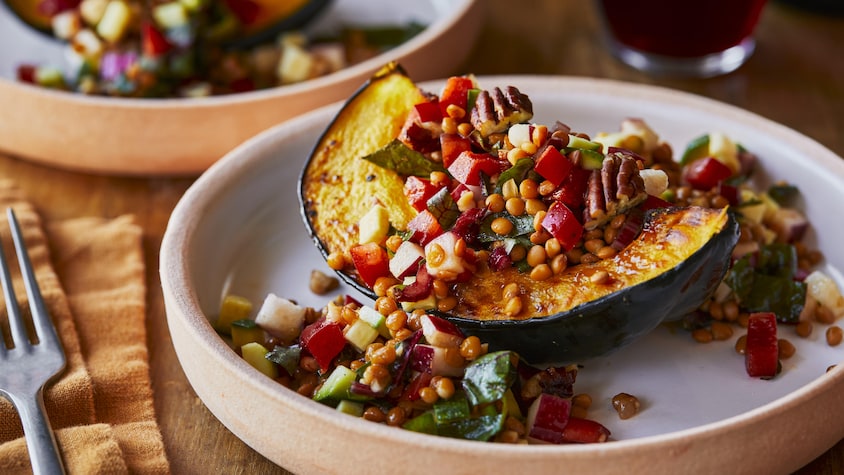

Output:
xmin=217 ymin=75 xmax=843 ymax=444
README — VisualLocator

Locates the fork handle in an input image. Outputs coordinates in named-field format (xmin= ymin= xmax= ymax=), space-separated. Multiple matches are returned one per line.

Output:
xmin=9 ymin=389 xmax=66 ymax=475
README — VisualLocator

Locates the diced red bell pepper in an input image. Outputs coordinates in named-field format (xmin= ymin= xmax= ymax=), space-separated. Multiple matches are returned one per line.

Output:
xmin=16 ymin=65 xmax=37 ymax=84
xmin=299 ymin=316 xmax=346 ymax=372
xmin=224 ymin=0 xmax=262 ymax=25
xmin=349 ymin=242 xmax=391 ymax=289
xmin=229 ymin=77 xmax=256 ymax=93
xmin=414 ymin=101 xmax=442 ymax=123
xmin=440 ymin=133 xmax=472 ymax=168
xmin=541 ymin=201 xmax=583 ymax=252
xmin=533 ymin=145 xmax=572 ymax=187
xmin=717 ymin=182 xmax=740 ymax=206
xmin=406 ymin=210 xmax=444 ymax=246
xmin=684 ymin=156 xmax=733 ymax=191
xmin=438 ymin=76 xmax=475 ymax=117
xmin=745 ymin=312 xmax=779 ymax=378
xmin=560 ymin=417 xmax=611 ymax=443
xmin=447 ymin=151 xmax=506 ymax=186
xmin=404 ymin=176 xmax=442 ymax=212
xmin=141 ymin=22 xmax=172 ymax=57
xmin=400 ymin=371 xmax=434 ymax=401
xmin=550 ymin=166 xmax=591 ymax=210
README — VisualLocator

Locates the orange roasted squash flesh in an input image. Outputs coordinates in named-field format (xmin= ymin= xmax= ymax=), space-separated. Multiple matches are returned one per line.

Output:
xmin=301 ymin=63 xmax=422 ymax=270
xmin=452 ymin=206 xmax=734 ymax=321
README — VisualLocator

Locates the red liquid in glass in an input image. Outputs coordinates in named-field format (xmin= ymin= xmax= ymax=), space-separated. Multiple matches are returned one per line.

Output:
xmin=599 ymin=0 xmax=767 ymax=57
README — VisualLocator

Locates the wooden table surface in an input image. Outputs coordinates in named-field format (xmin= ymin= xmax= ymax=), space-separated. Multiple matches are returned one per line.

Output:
xmin=1 ymin=1 xmax=843 ymax=473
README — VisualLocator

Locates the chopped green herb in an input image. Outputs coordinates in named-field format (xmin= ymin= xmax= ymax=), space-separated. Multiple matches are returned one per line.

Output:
xmin=362 ymin=139 xmax=446 ymax=176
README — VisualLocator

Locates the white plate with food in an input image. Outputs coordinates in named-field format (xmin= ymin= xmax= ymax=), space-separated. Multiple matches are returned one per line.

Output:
xmin=0 ymin=0 xmax=481 ymax=175
xmin=161 ymin=74 xmax=844 ymax=474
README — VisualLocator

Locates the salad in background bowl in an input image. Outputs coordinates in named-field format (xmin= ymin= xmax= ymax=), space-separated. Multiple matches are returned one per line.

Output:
xmin=0 ymin=0 xmax=481 ymax=174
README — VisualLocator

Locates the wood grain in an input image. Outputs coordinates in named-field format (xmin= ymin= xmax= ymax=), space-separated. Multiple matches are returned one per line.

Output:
xmin=1 ymin=1 xmax=842 ymax=473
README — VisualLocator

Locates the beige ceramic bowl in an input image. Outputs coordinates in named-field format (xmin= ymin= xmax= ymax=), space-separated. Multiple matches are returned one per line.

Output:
xmin=161 ymin=76 xmax=844 ymax=474
xmin=0 ymin=0 xmax=481 ymax=176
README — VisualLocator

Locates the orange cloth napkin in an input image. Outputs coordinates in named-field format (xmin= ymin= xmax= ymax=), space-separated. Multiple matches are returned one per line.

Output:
xmin=0 ymin=181 xmax=170 ymax=474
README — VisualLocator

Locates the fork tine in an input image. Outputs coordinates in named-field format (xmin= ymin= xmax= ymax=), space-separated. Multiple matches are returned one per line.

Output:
xmin=0 ymin=210 xmax=31 ymax=350
xmin=6 ymin=208 xmax=61 ymax=349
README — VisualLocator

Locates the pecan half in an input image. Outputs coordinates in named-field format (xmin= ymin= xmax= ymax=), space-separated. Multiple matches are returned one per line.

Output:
xmin=583 ymin=152 xmax=647 ymax=229
xmin=470 ymin=86 xmax=533 ymax=137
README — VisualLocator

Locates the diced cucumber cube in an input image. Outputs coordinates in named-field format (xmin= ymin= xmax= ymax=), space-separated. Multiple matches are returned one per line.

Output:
xmin=566 ymin=134 xmax=602 ymax=151
xmin=343 ymin=319 xmax=379 ymax=352
xmin=336 ymin=400 xmax=365 ymax=417
xmin=313 ymin=365 xmax=358 ymax=404
xmin=241 ymin=342 xmax=278 ymax=379
xmin=357 ymin=305 xmax=390 ymax=339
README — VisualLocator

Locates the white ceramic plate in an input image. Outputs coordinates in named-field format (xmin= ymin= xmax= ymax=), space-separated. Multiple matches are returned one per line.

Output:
xmin=0 ymin=0 xmax=480 ymax=175
xmin=161 ymin=76 xmax=844 ymax=474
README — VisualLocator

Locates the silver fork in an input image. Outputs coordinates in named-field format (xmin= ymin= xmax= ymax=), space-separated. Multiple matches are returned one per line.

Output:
xmin=0 ymin=207 xmax=67 ymax=475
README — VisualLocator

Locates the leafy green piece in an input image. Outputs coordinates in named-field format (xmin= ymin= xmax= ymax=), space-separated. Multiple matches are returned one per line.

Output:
xmin=362 ymin=139 xmax=446 ymax=176
xmin=461 ymin=351 xmax=518 ymax=406
xmin=403 ymin=410 xmax=438 ymax=435
xmin=434 ymin=392 xmax=471 ymax=425
xmin=427 ymin=187 xmax=460 ymax=230
xmin=231 ymin=318 xmax=257 ymax=329
xmin=768 ymin=183 xmax=800 ymax=206
xmin=265 ymin=345 xmax=301 ymax=376
xmin=725 ymin=243 xmax=806 ymax=322
xmin=438 ymin=414 xmax=504 ymax=442
xmin=495 ymin=158 xmax=534 ymax=193
xmin=681 ymin=133 xmax=710 ymax=164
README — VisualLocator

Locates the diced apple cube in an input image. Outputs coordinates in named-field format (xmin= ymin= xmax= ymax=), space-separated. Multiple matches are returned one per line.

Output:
xmin=424 ymin=232 xmax=467 ymax=281
xmin=805 ymin=271 xmax=844 ymax=318
xmin=389 ymin=241 xmax=425 ymax=279
xmin=71 ymin=28 xmax=104 ymax=61
xmin=420 ymin=314 xmax=464 ymax=348
xmin=706 ymin=131 xmax=740 ymax=174
xmin=412 ymin=344 xmax=464 ymax=377
xmin=52 ymin=11 xmax=82 ymax=40
xmin=79 ymin=0 xmax=109 ymax=26
xmin=358 ymin=204 xmax=390 ymax=245
xmin=764 ymin=207 xmax=809 ymax=243
xmin=507 ymin=123 xmax=532 ymax=150
xmin=620 ymin=118 xmax=659 ymax=152
xmin=278 ymin=42 xmax=313 ymax=84
xmin=254 ymin=293 xmax=306 ymax=342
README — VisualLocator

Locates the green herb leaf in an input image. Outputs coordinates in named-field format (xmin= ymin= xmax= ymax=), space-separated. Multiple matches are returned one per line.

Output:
xmin=427 ymin=187 xmax=460 ymax=230
xmin=495 ymin=158 xmax=534 ymax=194
xmin=265 ymin=345 xmax=301 ymax=376
xmin=725 ymin=243 xmax=806 ymax=322
xmin=767 ymin=184 xmax=800 ymax=206
xmin=462 ymin=351 xmax=518 ymax=406
xmin=478 ymin=212 xmax=535 ymax=242
xmin=362 ymin=139 xmax=446 ymax=176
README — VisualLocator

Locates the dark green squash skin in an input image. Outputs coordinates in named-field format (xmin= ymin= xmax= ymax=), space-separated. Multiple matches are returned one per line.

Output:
xmin=434 ymin=209 xmax=740 ymax=365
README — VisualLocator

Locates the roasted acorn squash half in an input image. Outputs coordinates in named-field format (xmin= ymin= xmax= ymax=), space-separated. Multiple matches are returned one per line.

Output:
xmin=298 ymin=63 xmax=740 ymax=364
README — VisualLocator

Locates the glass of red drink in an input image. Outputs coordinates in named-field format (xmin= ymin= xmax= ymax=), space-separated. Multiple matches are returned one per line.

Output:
xmin=597 ymin=0 xmax=768 ymax=77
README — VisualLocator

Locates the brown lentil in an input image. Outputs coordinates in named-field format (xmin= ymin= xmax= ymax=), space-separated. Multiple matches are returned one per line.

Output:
xmin=504 ymin=416 xmax=526 ymax=436
xmin=692 ymin=328 xmax=714 ymax=343
xmin=491 ymin=217 xmax=514 ymax=236
xmin=570 ymin=405 xmax=589 ymax=419
xmin=506 ymin=147 xmax=528 ymax=165
xmin=453 ymin=236 xmax=467 ymax=258
xmin=509 ymin=244 xmax=527 ymax=262
xmin=527 ymin=245 xmax=547 ymax=267
xmin=735 ymin=334 xmax=747 ymax=354
xmin=386 ymin=407 xmax=407 ymax=426
xmin=596 ymin=246 xmax=617 ymax=260
xmin=529 ymin=230 xmax=551 ymax=245
xmin=710 ymin=321 xmax=734 ymax=341
xmin=544 ymin=237 xmax=561 ymax=258
xmin=430 ymin=171 xmax=449 ymax=188
xmin=504 ymin=296 xmax=523 ymax=316
xmin=496 ymin=430 xmax=521 ymax=444
xmin=582 ymin=238 xmax=604 ymax=255
xmin=372 ymin=276 xmax=399 ymax=297
xmin=815 ymin=305 xmax=836 ymax=325
xmin=437 ymin=296 xmax=458 ymax=312
xmin=385 ymin=310 xmax=408 ymax=332
xmin=778 ymin=338 xmax=796 ymax=359
xmin=530 ymin=264 xmax=553 ymax=281
xmin=375 ymin=296 xmax=398 ymax=316
xmin=505 ymin=197 xmax=526 ymax=216
xmin=502 ymin=282 xmax=520 ymax=300
xmin=460 ymin=336 xmax=483 ymax=360
xmin=299 ymin=355 xmax=320 ymax=373
xmin=385 ymin=235 xmax=404 ymax=253
xmin=457 ymin=122 xmax=474 ymax=136
xmin=419 ymin=386 xmax=439 ymax=404
xmin=709 ymin=301 xmax=724 ymax=321
xmin=432 ymin=376 xmax=456 ymax=400
xmin=296 ymin=382 xmax=317 ymax=397
xmin=580 ymin=253 xmax=601 ymax=265
xmin=393 ymin=328 xmax=413 ymax=341
xmin=441 ymin=117 xmax=457 ymax=135
xmin=572 ymin=393 xmax=592 ymax=409
xmin=485 ymin=194 xmax=506 ymax=213
xmin=723 ymin=301 xmax=740 ymax=322
xmin=524 ymin=198 xmax=546 ymax=216
xmin=362 ymin=406 xmax=386 ymax=423
xmin=538 ymin=179 xmax=556 ymax=196
xmin=326 ymin=251 xmax=346 ymax=270
xmin=519 ymin=179 xmax=539 ymax=199
xmin=796 ymin=321 xmax=813 ymax=338
xmin=611 ymin=393 xmax=641 ymax=420
xmin=550 ymin=254 xmax=568 ymax=274
xmin=827 ymin=326 xmax=843 ymax=346
xmin=370 ymin=345 xmax=397 ymax=366
xmin=407 ymin=310 xmax=424 ymax=331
